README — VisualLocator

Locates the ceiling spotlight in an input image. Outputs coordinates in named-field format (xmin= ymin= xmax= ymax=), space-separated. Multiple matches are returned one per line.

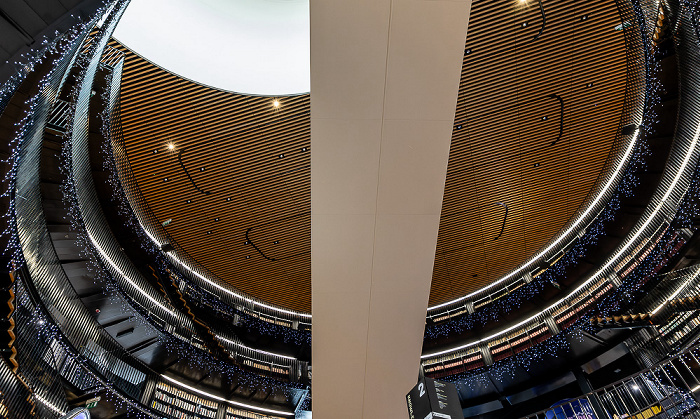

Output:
xmin=464 ymin=48 xmax=472 ymax=55
xmin=153 ymin=149 xmax=158 ymax=154
xmin=533 ymin=163 xmax=540 ymax=167
xmin=186 ymin=199 xmax=192 ymax=204
xmin=521 ymin=22 xmax=528 ymax=27
xmin=200 ymin=167 xmax=205 ymax=171
xmin=542 ymin=116 xmax=548 ymax=121
xmin=279 ymin=154 xmax=285 ymax=158
xmin=206 ymin=231 xmax=212 ymax=235
xmin=301 ymin=147 xmax=308 ymax=152
xmin=245 ymin=255 xmax=250 ymax=259
xmin=163 ymin=178 xmax=168 ymax=182
xmin=273 ymin=240 xmax=279 ymax=244
xmin=581 ymin=14 xmax=589 ymax=21
xmin=214 ymin=218 xmax=220 ymax=221
xmin=272 ymin=99 xmax=281 ymax=108
xmin=168 ymin=143 xmax=175 ymax=151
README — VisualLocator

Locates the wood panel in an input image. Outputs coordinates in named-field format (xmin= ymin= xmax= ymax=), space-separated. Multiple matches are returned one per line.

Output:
xmin=113 ymin=0 xmax=629 ymax=312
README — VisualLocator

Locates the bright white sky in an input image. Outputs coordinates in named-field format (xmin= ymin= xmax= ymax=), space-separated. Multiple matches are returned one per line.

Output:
xmin=113 ymin=0 xmax=310 ymax=95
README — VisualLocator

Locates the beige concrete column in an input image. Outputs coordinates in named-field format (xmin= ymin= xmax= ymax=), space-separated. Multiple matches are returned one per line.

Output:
xmin=310 ymin=0 xmax=471 ymax=417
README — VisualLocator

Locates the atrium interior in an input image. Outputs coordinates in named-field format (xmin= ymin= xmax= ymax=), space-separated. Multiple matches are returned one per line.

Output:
xmin=1 ymin=0 xmax=700 ymax=418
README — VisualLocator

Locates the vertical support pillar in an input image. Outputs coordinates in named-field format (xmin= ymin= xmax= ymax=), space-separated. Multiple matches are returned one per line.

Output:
xmin=310 ymin=0 xmax=472 ymax=417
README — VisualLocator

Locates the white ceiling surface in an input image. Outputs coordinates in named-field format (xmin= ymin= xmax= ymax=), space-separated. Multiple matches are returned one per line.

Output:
xmin=113 ymin=0 xmax=310 ymax=95
xmin=311 ymin=0 xmax=471 ymax=417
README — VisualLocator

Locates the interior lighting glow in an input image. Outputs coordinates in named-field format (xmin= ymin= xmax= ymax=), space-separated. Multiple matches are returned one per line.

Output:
xmin=160 ymin=375 xmax=295 ymax=416
xmin=424 ymin=126 xmax=700 ymax=359
xmin=215 ymin=335 xmax=297 ymax=360
xmin=139 ymin=223 xmax=311 ymax=319
xmin=113 ymin=0 xmax=310 ymax=95
xmin=428 ymin=128 xmax=640 ymax=311
xmin=167 ymin=143 xmax=175 ymax=151
xmin=34 ymin=394 xmax=65 ymax=416
xmin=272 ymin=99 xmax=281 ymax=108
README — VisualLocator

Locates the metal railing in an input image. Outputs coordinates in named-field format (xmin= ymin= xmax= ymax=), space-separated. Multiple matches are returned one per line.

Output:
xmin=522 ymin=342 xmax=700 ymax=419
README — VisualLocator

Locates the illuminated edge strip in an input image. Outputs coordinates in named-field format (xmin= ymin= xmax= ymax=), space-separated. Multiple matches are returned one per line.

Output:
xmin=139 ymin=128 xmax=637 ymax=320
xmin=651 ymin=265 xmax=700 ymax=314
xmin=215 ymin=335 xmax=297 ymax=361
xmin=34 ymin=394 xmax=65 ymax=416
xmin=139 ymin=225 xmax=311 ymax=319
xmin=160 ymin=374 xmax=294 ymax=416
xmin=422 ymin=126 xmax=700 ymax=359
xmin=87 ymin=231 xmax=300 ymax=361
xmin=428 ymin=130 xmax=640 ymax=311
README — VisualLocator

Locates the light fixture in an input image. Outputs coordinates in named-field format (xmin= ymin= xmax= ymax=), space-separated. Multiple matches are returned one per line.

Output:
xmin=522 ymin=22 xmax=528 ymax=27
xmin=186 ymin=199 xmax=192 ymax=204
xmin=163 ymin=178 xmax=168 ymax=182
xmin=279 ymin=153 xmax=285 ymax=158
xmin=226 ymin=197 xmax=231 ymax=201
xmin=200 ymin=167 xmax=205 ymax=171
xmin=167 ymin=142 xmax=175 ymax=151
xmin=272 ymin=99 xmax=281 ymax=108
xmin=214 ymin=218 xmax=220 ymax=222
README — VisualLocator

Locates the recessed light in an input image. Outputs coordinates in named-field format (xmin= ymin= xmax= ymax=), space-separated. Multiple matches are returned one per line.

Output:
xmin=245 ymin=255 xmax=251 ymax=259
xmin=586 ymin=82 xmax=594 ymax=88
xmin=168 ymin=143 xmax=175 ymax=151
xmin=272 ymin=99 xmax=281 ymax=108
xmin=279 ymin=154 xmax=285 ymax=158
xmin=186 ymin=199 xmax=192 ymax=204
xmin=456 ymin=124 xmax=463 ymax=130
xmin=214 ymin=218 xmax=220 ymax=221
xmin=206 ymin=231 xmax=212 ymax=235
xmin=522 ymin=22 xmax=528 ymax=28
xmin=533 ymin=163 xmax=540 ymax=167
xmin=581 ymin=14 xmax=589 ymax=21
xmin=244 ymin=241 xmax=249 ymax=245
xmin=153 ymin=149 xmax=158 ymax=154
xmin=301 ymin=147 xmax=308 ymax=152
xmin=542 ymin=116 xmax=548 ymax=121
xmin=200 ymin=167 xmax=205 ymax=171
xmin=163 ymin=178 xmax=168 ymax=182
xmin=464 ymin=48 xmax=472 ymax=55
xmin=273 ymin=240 xmax=279 ymax=244
xmin=226 ymin=197 xmax=231 ymax=201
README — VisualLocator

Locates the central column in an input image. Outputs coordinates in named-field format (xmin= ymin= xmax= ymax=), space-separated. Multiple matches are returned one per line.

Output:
xmin=310 ymin=0 xmax=471 ymax=417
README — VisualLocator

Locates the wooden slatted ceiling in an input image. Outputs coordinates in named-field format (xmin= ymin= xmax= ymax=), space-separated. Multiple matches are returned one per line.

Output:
xmin=114 ymin=0 xmax=628 ymax=313
xmin=432 ymin=0 xmax=629 ymax=304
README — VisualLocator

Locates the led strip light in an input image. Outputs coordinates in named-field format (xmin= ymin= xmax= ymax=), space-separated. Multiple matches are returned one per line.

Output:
xmin=140 ymin=225 xmax=311 ymax=319
xmin=422 ymin=126 xmax=700 ymax=359
xmin=161 ymin=375 xmax=295 ymax=416
xmin=428 ymin=129 xmax=640 ymax=311
xmin=88 ymin=231 xmax=300 ymax=361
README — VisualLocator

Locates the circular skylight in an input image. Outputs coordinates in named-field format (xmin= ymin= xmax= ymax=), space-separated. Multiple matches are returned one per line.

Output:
xmin=113 ymin=0 xmax=310 ymax=96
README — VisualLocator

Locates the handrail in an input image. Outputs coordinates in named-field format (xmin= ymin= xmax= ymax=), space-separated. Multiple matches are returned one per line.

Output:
xmin=522 ymin=340 xmax=700 ymax=418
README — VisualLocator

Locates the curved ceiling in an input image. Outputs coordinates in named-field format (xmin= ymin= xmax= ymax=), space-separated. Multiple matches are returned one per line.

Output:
xmin=114 ymin=0 xmax=628 ymax=313
xmin=112 ymin=0 xmax=310 ymax=95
